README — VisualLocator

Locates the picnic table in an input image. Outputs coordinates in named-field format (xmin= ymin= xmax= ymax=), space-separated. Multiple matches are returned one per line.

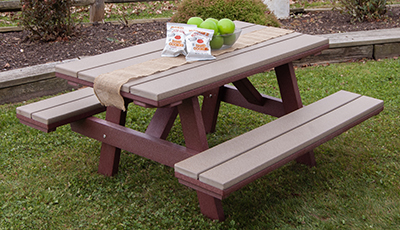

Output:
xmin=16 ymin=21 xmax=383 ymax=220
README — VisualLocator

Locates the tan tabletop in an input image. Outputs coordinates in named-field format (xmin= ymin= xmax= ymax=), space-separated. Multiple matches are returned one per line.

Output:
xmin=56 ymin=21 xmax=328 ymax=108
xmin=54 ymin=21 xmax=329 ymax=176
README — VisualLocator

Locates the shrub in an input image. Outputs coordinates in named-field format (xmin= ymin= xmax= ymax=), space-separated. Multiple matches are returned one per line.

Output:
xmin=339 ymin=0 xmax=387 ymax=22
xmin=170 ymin=0 xmax=280 ymax=27
xmin=20 ymin=0 xmax=76 ymax=41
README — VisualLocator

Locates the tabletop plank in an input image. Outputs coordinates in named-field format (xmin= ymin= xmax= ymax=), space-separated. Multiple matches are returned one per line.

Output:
xmin=75 ymin=23 xmax=266 ymax=84
xmin=55 ymin=21 xmax=328 ymax=106
xmin=56 ymin=21 xmax=262 ymax=78
xmin=77 ymin=51 xmax=163 ymax=83
xmin=120 ymin=27 xmax=294 ymax=93
xmin=83 ymin=32 xmax=327 ymax=105
xmin=55 ymin=39 xmax=166 ymax=77
xmin=128 ymin=33 xmax=327 ymax=102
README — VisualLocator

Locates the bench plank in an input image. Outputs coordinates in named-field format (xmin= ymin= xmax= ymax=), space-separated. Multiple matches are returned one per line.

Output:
xmin=175 ymin=90 xmax=361 ymax=179
xmin=16 ymin=87 xmax=95 ymax=118
xmin=32 ymin=95 xmax=103 ymax=125
xmin=198 ymin=95 xmax=383 ymax=190
xmin=16 ymin=88 xmax=105 ymax=132
xmin=174 ymin=90 xmax=383 ymax=220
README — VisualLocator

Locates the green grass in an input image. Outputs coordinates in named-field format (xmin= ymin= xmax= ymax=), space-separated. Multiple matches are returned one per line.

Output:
xmin=1 ymin=58 xmax=399 ymax=229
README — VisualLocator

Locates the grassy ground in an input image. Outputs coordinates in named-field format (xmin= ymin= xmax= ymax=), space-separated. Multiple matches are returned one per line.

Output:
xmin=1 ymin=57 xmax=399 ymax=229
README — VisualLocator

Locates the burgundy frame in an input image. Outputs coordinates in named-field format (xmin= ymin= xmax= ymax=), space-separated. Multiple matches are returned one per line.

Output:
xmin=52 ymin=43 xmax=334 ymax=220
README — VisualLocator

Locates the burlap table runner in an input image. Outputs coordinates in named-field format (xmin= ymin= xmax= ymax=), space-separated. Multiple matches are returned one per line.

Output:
xmin=94 ymin=26 xmax=293 ymax=111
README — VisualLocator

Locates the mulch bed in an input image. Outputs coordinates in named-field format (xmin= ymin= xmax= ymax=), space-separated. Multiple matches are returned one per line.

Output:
xmin=1 ymin=7 xmax=400 ymax=72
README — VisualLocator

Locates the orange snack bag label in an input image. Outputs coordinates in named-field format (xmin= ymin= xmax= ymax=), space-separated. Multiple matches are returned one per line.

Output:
xmin=161 ymin=23 xmax=196 ymax=57
xmin=185 ymin=28 xmax=215 ymax=62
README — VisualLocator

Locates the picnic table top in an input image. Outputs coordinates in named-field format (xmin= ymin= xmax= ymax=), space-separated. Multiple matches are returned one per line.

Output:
xmin=56 ymin=21 xmax=329 ymax=107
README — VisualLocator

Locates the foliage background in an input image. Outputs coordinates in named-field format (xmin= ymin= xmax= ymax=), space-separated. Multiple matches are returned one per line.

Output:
xmin=170 ymin=0 xmax=280 ymax=27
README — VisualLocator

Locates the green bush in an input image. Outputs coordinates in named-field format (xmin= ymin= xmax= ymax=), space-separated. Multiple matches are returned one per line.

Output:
xmin=20 ymin=0 xmax=76 ymax=41
xmin=170 ymin=0 xmax=280 ymax=27
xmin=339 ymin=0 xmax=387 ymax=22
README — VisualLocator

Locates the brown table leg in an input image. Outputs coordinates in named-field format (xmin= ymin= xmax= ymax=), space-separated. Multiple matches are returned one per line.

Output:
xmin=275 ymin=62 xmax=316 ymax=167
xmin=201 ymin=88 xmax=222 ymax=134
xmin=275 ymin=62 xmax=303 ymax=113
xmin=98 ymin=99 xmax=130 ymax=176
xmin=178 ymin=97 xmax=209 ymax=152
xmin=145 ymin=107 xmax=178 ymax=139
xmin=201 ymin=77 xmax=282 ymax=134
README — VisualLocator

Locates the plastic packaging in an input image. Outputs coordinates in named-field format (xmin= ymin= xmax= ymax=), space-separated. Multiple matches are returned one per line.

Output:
xmin=161 ymin=23 xmax=196 ymax=57
xmin=185 ymin=28 xmax=216 ymax=62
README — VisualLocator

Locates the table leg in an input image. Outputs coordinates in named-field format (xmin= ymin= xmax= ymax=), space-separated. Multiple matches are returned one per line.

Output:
xmin=275 ymin=62 xmax=316 ymax=167
xmin=98 ymin=100 xmax=130 ymax=176
xmin=232 ymin=78 xmax=264 ymax=106
xmin=275 ymin=62 xmax=303 ymax=113
xmin=145 ymin=107 xmax=178 ymax=139
xmin=201 ymin=88 xmax=222 ymax=134
xmin=178 ymin=97 xmax=209 ymax=152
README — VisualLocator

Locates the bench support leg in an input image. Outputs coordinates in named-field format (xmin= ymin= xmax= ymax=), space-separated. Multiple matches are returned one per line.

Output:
xmin=296 ymin=151 xmax=317 ymax=167
xmin=98 ymin=100 xmax=130 ymax=176
xmin=197 ymin=191 xmax=225 ymax=221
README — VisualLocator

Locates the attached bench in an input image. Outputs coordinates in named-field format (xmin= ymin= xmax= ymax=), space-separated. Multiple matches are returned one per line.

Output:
xmin=174 ymin=90 xmax=384 ymax=221
xmin=16 ymin=87 xmax=106 ymax=133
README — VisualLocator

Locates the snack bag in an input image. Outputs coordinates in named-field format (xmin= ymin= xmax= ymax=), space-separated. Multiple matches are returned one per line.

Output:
xmin=161 ymin=23 xmax=196 ymax=57
xmin=185 ymin=28 xmax=216 ymax=62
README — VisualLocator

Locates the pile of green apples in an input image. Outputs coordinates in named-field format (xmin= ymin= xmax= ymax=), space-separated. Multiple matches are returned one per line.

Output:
xmin=187 ymin=17 xmax=237 ymax=50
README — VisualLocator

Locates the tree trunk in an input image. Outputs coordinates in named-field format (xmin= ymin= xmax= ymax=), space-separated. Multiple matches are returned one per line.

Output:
xmin=90 ymin=0 xmax=105 ymax=23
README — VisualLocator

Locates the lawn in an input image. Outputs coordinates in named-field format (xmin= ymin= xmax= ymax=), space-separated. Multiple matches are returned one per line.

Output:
xmin=1 ymin=57 xmax=399 ymax=229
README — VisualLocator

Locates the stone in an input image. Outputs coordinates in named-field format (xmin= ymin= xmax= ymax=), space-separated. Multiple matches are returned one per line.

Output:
xmin=264 ymin=0 xmax=290 ymax=19
xmin=374 ymin=42 xmax=400 ymax=59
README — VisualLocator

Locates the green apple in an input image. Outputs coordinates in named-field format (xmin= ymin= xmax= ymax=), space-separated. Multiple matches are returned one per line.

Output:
xmin=187 ymin=17 xmax=203 ymax=27
xmin=210 ymin=35 xmax=224 ymax=49
xmin=223 ymin=34 xmax=236 ymax=45
xmin=199 ymin=20 xmax=218 ymax=35
xmin=217 ymin=18 xmax=235 ymax=34
xmin=205 ymin=18 xmax=219 ymax=26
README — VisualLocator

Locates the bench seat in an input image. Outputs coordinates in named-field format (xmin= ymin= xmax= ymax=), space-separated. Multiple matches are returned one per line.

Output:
xmin=16 ymin=87 xmax=106 ymax=132
xmin=174 ymin=90 xmax=384 ymax=220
